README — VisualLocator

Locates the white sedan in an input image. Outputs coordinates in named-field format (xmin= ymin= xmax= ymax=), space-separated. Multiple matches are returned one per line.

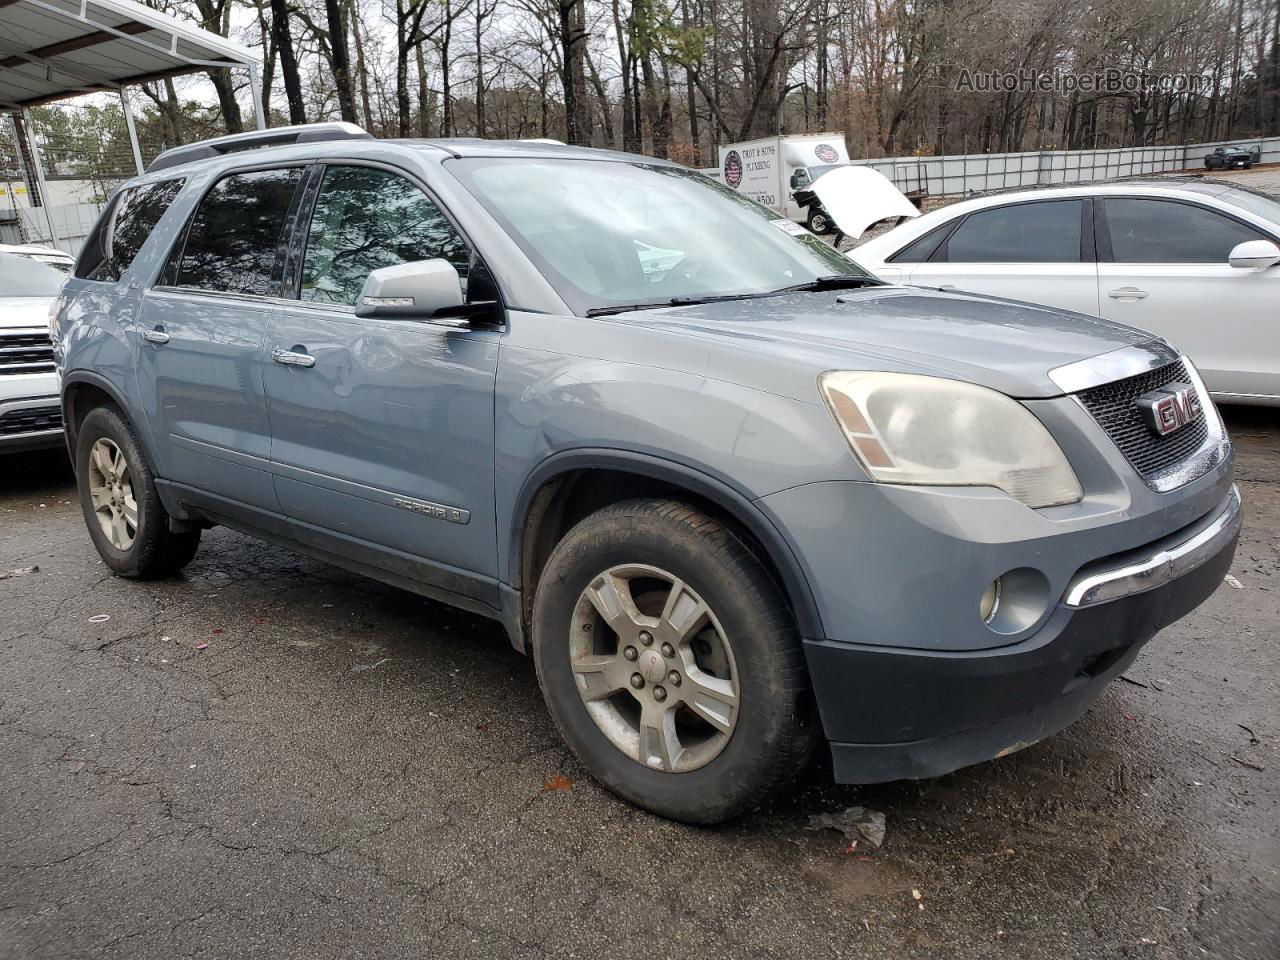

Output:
xmin=853 ymin=180 xmax=1280 ymax=405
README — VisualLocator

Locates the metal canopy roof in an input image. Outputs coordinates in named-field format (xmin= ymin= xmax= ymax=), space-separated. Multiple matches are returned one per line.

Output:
xmin=0 ymin=0 xmax=261 ymax=110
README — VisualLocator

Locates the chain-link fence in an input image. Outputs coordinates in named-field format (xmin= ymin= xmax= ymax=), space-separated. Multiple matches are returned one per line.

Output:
xmin=2 ymin=84 xmax=236 ymax=253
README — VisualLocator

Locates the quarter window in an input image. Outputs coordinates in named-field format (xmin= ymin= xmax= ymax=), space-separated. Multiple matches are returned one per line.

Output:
xmin=888 ymin=222 xmax=951 ymax=263
xmin=75 ymin=178 xmax=185 ymax=281
xmin=174 ymin=167 xmax=304 ymax=296
xmin=1104 ymin=198 xmax=1265 ymax=263
xmin=300 ymin=165 xmax=470 ymax=307
xmin=943 ymin=200 xmax=1083 ymax=263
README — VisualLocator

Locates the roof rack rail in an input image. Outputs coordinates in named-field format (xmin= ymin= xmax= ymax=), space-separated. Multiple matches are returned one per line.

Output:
xmin=146 ymin=122 xmax=373 ymax=174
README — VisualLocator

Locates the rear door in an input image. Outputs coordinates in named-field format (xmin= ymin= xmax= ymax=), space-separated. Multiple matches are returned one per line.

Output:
xmin=262 ymin=162 xmax=502 ymax=606
xmin=905 ymin=198 xmax=1100 ymax=315
xmin=1096 ymin=196 xmax=1279 ymax=398
xmin=138 ymin=165 xmax=307 ymax=515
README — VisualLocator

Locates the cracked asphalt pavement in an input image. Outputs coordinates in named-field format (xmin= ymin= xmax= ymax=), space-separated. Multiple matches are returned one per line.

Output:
xmin=2 ymin=409 xmax=1277 ymax=960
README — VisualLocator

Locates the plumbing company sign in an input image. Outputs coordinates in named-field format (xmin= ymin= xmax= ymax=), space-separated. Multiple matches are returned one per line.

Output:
xmin=720 ymin=141 xmax=780 ymax=207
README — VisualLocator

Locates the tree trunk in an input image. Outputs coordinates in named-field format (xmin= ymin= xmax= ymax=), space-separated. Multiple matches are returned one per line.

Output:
xmin=440 ymin=0 xmax=454 ymax=137
xmin=208 ymin=68 xmax=244 ymax=134
xmin=474 ymin=2 xmax=486 ymax=137
xmin=417 ymin=40 xmax=431 ymax=137
xmin=396 ymin=0 xmax=412 ymax=136
xmin=271 ymin=0 xmax=306 ymax=124
xmin=325 ymin=0 xmax=357 ymax=123
xmin=350 ymin=3 xmax=376 ymax=132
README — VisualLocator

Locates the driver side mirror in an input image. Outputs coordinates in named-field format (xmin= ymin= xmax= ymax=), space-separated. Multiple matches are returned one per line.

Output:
xmin=1228 ymin=239 xmax=1280 ymax=270
xmin=355 ymin=258 xmax=468 ymax=320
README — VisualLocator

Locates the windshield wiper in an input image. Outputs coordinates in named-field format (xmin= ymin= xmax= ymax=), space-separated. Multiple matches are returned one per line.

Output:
xmin=585 ymin=276 xmax=882 ymax=317
xmin=586 ymin=292 xmax=761 ymax=316
xmin=770 ymin=274 xmax=884 ymax=294
xmin=585 ymin=301 xmax=679 ymax=317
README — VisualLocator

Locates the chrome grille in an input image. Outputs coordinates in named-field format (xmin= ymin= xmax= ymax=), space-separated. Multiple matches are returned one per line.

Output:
xmin=0 ymin=332 xmax=56 ymax=376
xmin=1075 ymin=360 xmax=1209 ymax=477
xmin=0 ymin=405 xmax=62 ymax=436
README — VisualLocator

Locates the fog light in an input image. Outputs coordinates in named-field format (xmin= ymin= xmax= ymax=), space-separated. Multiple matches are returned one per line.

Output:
xmin=979 ymin=579 xmax=1002 ymax=622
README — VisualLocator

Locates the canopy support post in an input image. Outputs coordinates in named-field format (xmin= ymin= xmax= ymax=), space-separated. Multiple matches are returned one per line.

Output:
xmin=120 ymin=87 xmax=144 ymax=175
xmin=20 ymin=108 xmax=61 ymax=251
xmin=247 ymin=65 xmax=266 ymax=130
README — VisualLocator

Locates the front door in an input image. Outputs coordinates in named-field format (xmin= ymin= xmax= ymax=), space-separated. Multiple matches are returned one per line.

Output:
xmin=906 ymin=198 xmax=1100 ymax=316
xmin=1096 ymin=196 xmax=1280 ymax=399
xmin=138 ymin=166 xmax=307 ymax=513
xmin=262 ymin=163 xmax=501 ymax=605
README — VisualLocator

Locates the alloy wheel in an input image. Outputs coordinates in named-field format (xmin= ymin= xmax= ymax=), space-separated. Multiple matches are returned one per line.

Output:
xmin=87 ymin=438 xmax=137 ymax=550
xmin=569 ymin=564 xmax=739 ymax=772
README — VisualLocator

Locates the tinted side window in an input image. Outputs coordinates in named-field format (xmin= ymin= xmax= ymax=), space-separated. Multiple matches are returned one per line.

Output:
xmin=943 ymin=200 xmax=1082 ymax=263
xmin=1104 ymin=198 xmax=1264 ymax=263
xmin=300 ymin=165 xmax=470 ymax=306
xmin=175 ymin=168 xmax=303 ymax=296
xmin=888 ymin=222 xmax=951 ymax=263
xmin=75 ymin=179 xmax=185 ymax=281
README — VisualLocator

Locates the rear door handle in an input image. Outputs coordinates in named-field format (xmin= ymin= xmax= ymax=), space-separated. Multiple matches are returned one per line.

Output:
xmin=1107 ymin=287 xmax=1149 ymax=301
xmin=142 ymin=327 xmax=169 ymax=344
xmin=272 ymin=347 xmax=316 ymax=368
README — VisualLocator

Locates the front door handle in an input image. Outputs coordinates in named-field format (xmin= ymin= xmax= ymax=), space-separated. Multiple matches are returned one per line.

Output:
xmin=142 ymin=327 xmax=169 ymax=345
xmin=272 ymin=347 xmax=316 ymax=368
xmin=1107 ymin=286 xmax=1149 ymax=301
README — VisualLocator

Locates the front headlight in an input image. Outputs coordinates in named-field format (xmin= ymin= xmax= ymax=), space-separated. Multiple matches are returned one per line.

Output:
xmin=819 ymin=371 xmax=1083 ymax=508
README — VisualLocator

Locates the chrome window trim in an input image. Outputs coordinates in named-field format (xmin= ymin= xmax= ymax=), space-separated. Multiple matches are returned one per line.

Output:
xmin=1063 ymin=485 xmax=1241 ymax=607
xmin=1048 ymin=340 xmax=1180 ymax=394
xmin=147 ymin=286 xmax=301 ymax=308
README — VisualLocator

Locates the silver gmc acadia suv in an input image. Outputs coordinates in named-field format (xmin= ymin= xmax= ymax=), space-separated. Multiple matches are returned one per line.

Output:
xmin=51 ymin=124 xmax=1241 ymax=823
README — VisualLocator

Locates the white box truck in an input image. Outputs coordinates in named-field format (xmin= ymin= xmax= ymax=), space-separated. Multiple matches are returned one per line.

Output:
xmin=716 ymin=133 xmax=919 ymax=238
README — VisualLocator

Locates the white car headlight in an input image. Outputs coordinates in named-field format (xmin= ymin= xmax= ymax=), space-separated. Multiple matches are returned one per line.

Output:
xmin=819 ymin=371 xmax=1083 ymax=508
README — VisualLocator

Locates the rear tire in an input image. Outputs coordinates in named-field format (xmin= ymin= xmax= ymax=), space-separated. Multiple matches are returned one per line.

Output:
xmin=531 ymin=498 xmax=816 ymax=823
xmin=75 ymin=405 xmax=200 ymax=579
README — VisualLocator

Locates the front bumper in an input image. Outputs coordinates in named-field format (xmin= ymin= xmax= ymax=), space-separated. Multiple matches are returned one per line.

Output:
xmin=0 ymin=395 xmax=64 ymax=453
xmin=801 ymin=485 xmax=1241 ymax=783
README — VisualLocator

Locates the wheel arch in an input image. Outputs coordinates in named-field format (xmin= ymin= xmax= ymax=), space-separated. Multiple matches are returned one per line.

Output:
xmin=61 ymin=371 xmax=146 ymax=472
xmin=508 ymin=449 xmax=825 ymax=652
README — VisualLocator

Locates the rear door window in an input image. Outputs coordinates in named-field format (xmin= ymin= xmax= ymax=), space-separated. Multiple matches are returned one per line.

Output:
xmin=298 ymin=165 xmax=470 ymax=306
xmin=1103 ymin=198 xmax=1265 ymax=263
xmin=173 ymin=167 xmax=304 ymax=296
xmin=75 ymin=178 xmax=185 ymax=281
xmin=942 ymin=200 xmax=1083 ymax=263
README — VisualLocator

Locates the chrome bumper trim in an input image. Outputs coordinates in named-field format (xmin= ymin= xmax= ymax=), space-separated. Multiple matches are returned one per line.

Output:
xmin=1064 ymin=485 xmax=1242 ymax=607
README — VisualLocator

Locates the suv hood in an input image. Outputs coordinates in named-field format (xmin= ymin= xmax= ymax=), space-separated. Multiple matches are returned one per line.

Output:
xmin=0 ymin=296 xmax=54 ymax=331
xmin=617 ymin=286 xmax=1159 ymax=399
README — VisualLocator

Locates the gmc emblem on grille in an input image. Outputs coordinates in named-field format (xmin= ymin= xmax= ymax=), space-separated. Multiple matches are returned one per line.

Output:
xmin=1136 ymin=382 xmax=1202 ymax=436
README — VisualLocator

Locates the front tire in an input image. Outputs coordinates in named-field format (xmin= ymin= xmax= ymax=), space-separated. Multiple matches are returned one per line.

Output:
xmin=75 ymin=405 xmax=200 ymax=578
xmin=531 ymin=498 xmax=815 ymax=823
xmin=807 ymin=208 xmax=832 ymax=234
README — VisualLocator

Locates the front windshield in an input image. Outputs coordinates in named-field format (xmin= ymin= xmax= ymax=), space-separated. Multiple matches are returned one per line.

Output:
xmin=1221 ymin=186 xmax=1280 ymax=224
xmin=0 ymin=252 xmax=67 ymax=297
xmin=449 ymin=157 xmax=873 ymax=314
xmin=806 ymin=164 xmax=845 ymax=181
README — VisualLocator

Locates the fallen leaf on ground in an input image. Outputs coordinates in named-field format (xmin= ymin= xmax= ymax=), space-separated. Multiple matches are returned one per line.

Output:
xmin=544 ymin=774 xmax=573 ymax=792
xmin=806 ymin=806 xmax=887 ymax=849
xmin=1229 ymin=755 xmax=1264 ymax=772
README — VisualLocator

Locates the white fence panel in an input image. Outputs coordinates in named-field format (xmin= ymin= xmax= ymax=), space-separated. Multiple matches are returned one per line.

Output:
xmin=849 ymin=136 xmax=1280 ymax=198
